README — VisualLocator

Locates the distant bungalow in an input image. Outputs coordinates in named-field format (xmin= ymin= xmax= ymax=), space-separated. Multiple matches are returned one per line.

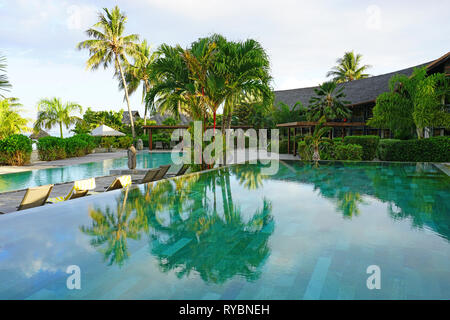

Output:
xmin=275 ymin=52 xmax=450 ymax=138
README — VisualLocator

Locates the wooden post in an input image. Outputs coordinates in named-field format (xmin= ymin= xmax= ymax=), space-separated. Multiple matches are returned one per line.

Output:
xmin=287 ymin=128 xmax=290 ymax=154
xmin=149 ymin=129 xmax=152 ymax=151
xmin=293 ymin=128 xmax=297 ymax=155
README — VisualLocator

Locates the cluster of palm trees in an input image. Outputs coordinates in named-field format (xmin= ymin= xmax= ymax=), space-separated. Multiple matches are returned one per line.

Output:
xmin=77 ymin=6 xmax=272 ymax=139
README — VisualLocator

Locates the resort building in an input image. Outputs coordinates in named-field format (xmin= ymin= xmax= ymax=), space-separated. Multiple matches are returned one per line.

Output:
xmin=275 ymin=52 xmax=450 ymax=138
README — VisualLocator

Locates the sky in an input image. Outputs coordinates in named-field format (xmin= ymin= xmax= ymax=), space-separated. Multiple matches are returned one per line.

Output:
xmin=1 ymin=0 xmax=449 ymax=122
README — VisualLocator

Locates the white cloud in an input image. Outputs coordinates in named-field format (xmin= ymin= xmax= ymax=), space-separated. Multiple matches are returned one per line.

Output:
xmin=66 ymin=4 xmax=97 ymax=31
xmin=366 ymin=5 xmax=382 ymax=30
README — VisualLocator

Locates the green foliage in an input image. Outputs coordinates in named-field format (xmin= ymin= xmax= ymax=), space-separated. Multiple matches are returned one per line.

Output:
xmin=0 ymin=134 xmax=32 ymax=165
xmin=117 ymin=136 xmax=133 ymax=148
xmin=101 ymin=137 xmax=116 ymax=149
xmin=0 ymin=98 xmax=30 ymax=139
xmin=334 ymin=144 xmax=363 ymax=160
xmin=0 ymin=52 xmax=11 ymax=98
xmin=326 ymin=51 xmax=371 ymax=83
xmin=37 ymin=136 xmax=67 ymax=161
xmin=376 ymin=139 xmax=401 ymax=160
xmin=73 ymin=107 xmax=124 ymax=134
xmin=343 ymin=135 xmax=380 ymax=160
xmin=376 ymin=137 xmax=450 ymax=162
xmin=75 ymin=134 xmax=98 ymax=152
xmin=65 ymin=136 xmax=89 ymax=158
xmin=368 ymin=67 xmax=450 ymax=138
xmin=34 ymin=97 xmax=82 ymax=138
xmin=307 ymin=81 xmax=351 ymax=121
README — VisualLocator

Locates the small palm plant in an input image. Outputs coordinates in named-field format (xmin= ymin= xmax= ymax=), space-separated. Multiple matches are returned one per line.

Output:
xmin=77 ymin=6 xmax=140 ymax=138
xmin=304 ymin=116 xmax=332 ymax=161
xmin=326 ymin=51 xmax=371 ymax=83
xmin=34 ymin=97 xmax=82 ymax=138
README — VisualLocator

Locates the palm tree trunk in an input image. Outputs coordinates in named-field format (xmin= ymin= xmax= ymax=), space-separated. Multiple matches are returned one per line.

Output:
xmin=143 ymin=79 xmax=150 ymax=126
xmin=59 ymin=122 xmax=63 ymax=138
xmin=117 ymin=56 xmax=136 ymax=139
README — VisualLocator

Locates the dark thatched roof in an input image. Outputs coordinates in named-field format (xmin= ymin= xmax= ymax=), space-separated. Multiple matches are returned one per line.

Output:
xmin=29 ymin=130 xmax=49 ymax=140
xmin=122 ymin=111 xmax=141 ymax=124
xmin=149 ymin=113 xmax=192 ymax=125
xmin=274 ymin=62 xmax=431 ymax=109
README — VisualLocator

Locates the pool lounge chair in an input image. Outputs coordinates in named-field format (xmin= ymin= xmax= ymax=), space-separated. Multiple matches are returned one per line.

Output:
xmin=48 ymin=178 xmax=96 ymax=203
xmin=134 ymin=168 xmax=160 ymax=184
xmin=0 ymin=184 xmax=54 ymax=214
xmin=166 ymin=164 xmax=189 ymax=178
xmin=155 ymin=141 xmax=163 ymax=150
xmin=154 ymin=165 xmax=171 ymax=180
xmin=105 ymin=175 xmax=132 ymax=192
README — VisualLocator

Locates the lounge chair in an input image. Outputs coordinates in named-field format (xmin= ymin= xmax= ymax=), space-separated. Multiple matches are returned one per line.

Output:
xmin=154 ymin=165 xmax=171 ymax=180
xmin=166 ymin=164 xmax=189 ymax=178
xmin=134 ymin=168 xmax=160 ymax=184
xmin=105 ymin=175 xmax=132 ymax=192
xmin=155 ymin=141 xmax=163 ymax=150
xmin=48 ymin=178 xmax=95 ymax=203
xmin=0 ymin=184 xmax=54 ymax=214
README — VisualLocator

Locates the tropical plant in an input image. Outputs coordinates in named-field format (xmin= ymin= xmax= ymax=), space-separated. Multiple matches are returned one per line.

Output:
xmin=0 ymin=98 xmax=30 ymax=139
xmin=307 ymin=81 xmax=351 ymax=121
xmin=0 ymin=134 xmax=32 ymax=165
xmin=0 ymin=53 xmax=11 ymax=98
xmin=367 ymin=67 xmax=450 ymax=138
xmin=77 ymin=5 xmax=140 ymax=138
xmin=121 ymin=40 xmax=158 ymax=125
xmin=326 ymin=51 xmax=371 ymax=83
xmin=304 ymin=116 xmax=332 ymax=161
xmin=34 ymin=97 xmax=82 ymax=138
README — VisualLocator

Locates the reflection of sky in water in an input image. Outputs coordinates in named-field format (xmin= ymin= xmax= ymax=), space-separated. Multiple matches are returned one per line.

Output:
xmin=0 ymin=152 xmax=176 ymax=192
xmin=0 ymin=161 xmax=449 ymax=299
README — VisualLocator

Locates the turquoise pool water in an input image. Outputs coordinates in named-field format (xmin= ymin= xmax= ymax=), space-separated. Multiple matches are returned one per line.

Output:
xmin=0 ymin=161 xmax=449 ymax=299
xmin=0 ymin=152 xmax=175 ymax=193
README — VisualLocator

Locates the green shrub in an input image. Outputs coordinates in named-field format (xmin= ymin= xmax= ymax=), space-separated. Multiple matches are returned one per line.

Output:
xmin=334 ymin=143 xmax=363 ymax=160
xmin=0 ymin=134 xmax=33 ymax=165
xmin=37 ymin=136 xmax=66 ymax=161
xmin=343 ymin=135 xmax=380 ymax=160
xmin=101 ymin=137 xmax=116 ymax=149
xmin=298 ymin=140 xmax=312 ymax=160
xmin=376 ymin=137 xmax=450 ymax=162
xmin=75 ymin=134 xmax=97 ymax=153
xmin=117 ymin=136 xmax=133 ymax=149
xmin=65 ymin=136 xmax=88 ymax=158
xmin=376 ymin=139 xmax=401 ymax=160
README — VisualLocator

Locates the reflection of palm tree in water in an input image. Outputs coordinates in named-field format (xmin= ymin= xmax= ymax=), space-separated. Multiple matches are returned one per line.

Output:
xmin=80 ymin=187 xmax=142 ymax=266
xmin=336 ymin=191 xmax=364 ymax=218
xmin=79 ymin=167 xmax=275 ymax=282
xmin=231 ymin=163 xmax=268 ymax=190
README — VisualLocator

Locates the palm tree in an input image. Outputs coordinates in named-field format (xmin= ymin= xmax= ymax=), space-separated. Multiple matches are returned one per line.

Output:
xmin=0 ymin=53 xmax=11 ymax=98
xmin=307 ymin=81 xmax=351 ymax=121
xmin=218 ymin=38 xmax=273 ymax=131
xmin=77 ymin=6 xmax=140 ymax=138
xmin=326 ymin=51 xmax=371 ymax=83
xmin=0 ymin=98 xmax=30 ymax=139
xmin=34 ymin=97 xmax=82 ymax=138
xmin=121 ymin=40 xmax=158 ymax=125
xmin=305 ymin=116 xmax=332 ymax=161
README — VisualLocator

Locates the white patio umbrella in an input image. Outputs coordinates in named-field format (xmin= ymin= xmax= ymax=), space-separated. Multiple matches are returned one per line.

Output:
xmin=90 ymin=125 xmax=125 ymax=137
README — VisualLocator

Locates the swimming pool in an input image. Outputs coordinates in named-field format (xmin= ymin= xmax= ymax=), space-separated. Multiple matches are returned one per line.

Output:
xmin=0 ymin=161 xmax=448 ymax=299
xmin=0 ymin=152 xmax=176 ymax=193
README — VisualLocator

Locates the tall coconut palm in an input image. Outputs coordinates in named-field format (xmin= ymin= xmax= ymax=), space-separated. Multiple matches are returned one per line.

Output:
xmin=218 ymin=38 xmax=272 ymax=131
xmin=307 ymin=81 xmax=351 ymax=121
xmin=0 ymin=53 xmax=11 ymax=98
xmin=0 ymin=98 xmax=30 ymax=139
xmin=121 ymin=40 xmax=158 ymax=125
xmin=326 ymin=51 xmax=371 ymax=83
xmin=34 ymin=97 xmax=82 ymax=138
xmin=77 ymin=5 xmax=140 ymax=138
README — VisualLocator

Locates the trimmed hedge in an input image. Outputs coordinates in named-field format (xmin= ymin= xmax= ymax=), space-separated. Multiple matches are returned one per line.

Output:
xmin=37 ymin=136 xmax=66 ymax=161
xmin=65 ymin=136 xmax=88 ymax=158
xmin=0 ymin=134 xmax=33 ymax=165
xmin=343 ymin=135 xmax=380 ymax=160
xmin=335 ymin=144 xmax=363 ymax=161
xmin=376 ymin=137 xmax=450 ymax=162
